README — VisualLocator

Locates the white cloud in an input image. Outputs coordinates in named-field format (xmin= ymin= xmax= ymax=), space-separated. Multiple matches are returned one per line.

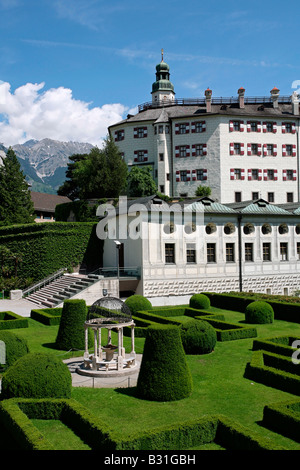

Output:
xmin=0 ymin=81 xmax=127 ymax=147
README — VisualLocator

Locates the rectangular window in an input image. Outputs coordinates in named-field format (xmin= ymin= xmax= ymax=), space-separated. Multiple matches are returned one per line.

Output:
xmin=286 ymin=170 xmax=294 ymax=181
xmin=280 ymin=243 xmax=288 ymax=261
xmin=250 ymin=121 xmax=258 ymax=132
xmin=207 ymin=243 xmax=216 ymax=263
xmin=286 ymin=145 xmax=293 ymax=156
xmin=266 ymin=144 xmax=274 ymax=156
xmin=266 ymin=122 xmax=274 ymax=132
xmin=195 ymin=144 xmax=204 ymax=156
xmin=234 ymin=143 xmax=241 ymax=155
xmin=287 ymin=192 xmax=294 ymax=202
xmin=245 ymin=243 xmax=253 ymax=262
xmin=263 ymin=243 xmax=271 ymax=261
xmin=134 ymin=127 xmax=147 ymax=138
xmin=251 ymin=144 xmax=258 ymax=155
xmin=180 ymin=170 xmax=187 ymax=182
xmin=158 ymin=125 xmax=164 ymax=134
xmin=197 ymin=169 xmax=205 ymax=181
xmin=165 ymin=125 xmax=170 ymax=134
xmin=195 ymin=121 xmax=204 ymax=133
xmin=165 ymin=243 xmax=175 ymax=264
xmin=235 ymin=192 xmax=242 ymax=202
xmin=179 ymin=146 xmax=187 ymax=158
xmin=251 ymin=169 xmax=259 ymax=180
xmin=267 ymin=170 xmax=275 ymax=180
xmin=159 ymin=153 xmax=164 ymax=161
xmin=234 ymin=169 xmax=242 ymax=180
xmin=297 ymin=243 xmax=300 ymax=260
xmin=179 ymin=123 xmax=188 ymax=134
xmin=186 ymin=243 xmax=196 ymax=263
xmin=226 ymin=243 xmax=235 ymax=262
xmin=268 ymin=192 xmax=274 ymax=203
xmin=252 ymin=192 xmax=259 ymax=200
xmin=233 ymin=121 xmax=241 ymax=131
xmin=285 ymin=122 xmax=292 ymax=133
xmin=115 ymin=129 xmax=124 ymax=141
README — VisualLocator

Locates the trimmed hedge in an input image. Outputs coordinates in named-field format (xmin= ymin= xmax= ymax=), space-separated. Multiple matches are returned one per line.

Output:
xmin=245 ymin=301 xmax=274 ymax=324
xmin=0 ymin=331 xmax=29 ymax=368
xmin=0 ymin=311 xmax=28 ymax=330
xmin=30 ymin=307 xmax=63 ymax=326
xmin=0 ymin=398 xmax=285 ymax=450
xmin=55 ymin=299 xmax=88 ymax=351
xmin=262 ymin=400 xmax=300 ymax=443
xmin=136 ymin=325 xmax=193 ymax=401
xmin=252 ymin=336 xmax=300 ymax=357
xmin=202 ymin=318 xmax=257 ymax=342
xmin=189 ymin=293 xmax=210 ymax=310
xmin=180 ymin=320 xmax=217 ymax=354
xmin=0 ymin=222 xmax=103 ymax=283
xmin=1 ymin=352 xmax=72 ymax=400
xmin=124 ymin=295 xmax=152 ymax=315
xmin=244 ymin=350 xmax=300 ymax=395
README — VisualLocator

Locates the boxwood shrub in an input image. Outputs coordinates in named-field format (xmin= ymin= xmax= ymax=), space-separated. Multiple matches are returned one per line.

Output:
xmin=124 ymin=295 xmax=152 ymax=315
xmin=0 ymin=331 xmax=29 ymax=368
xmin=55 ymin=299 xmax=88 ymax=351
xmin=180 ymin=319 xmax=217 ymax=355
xmin=0 ymin=311 xmax=28 ymax=330
xmin=245 ymin=301 xmax=274 ymax=324
xmin=189 ymin=293 xmax=210 ymax=310
xmin=1 ymin=352 xmax=72 ymax=399
xmin=136 ymin=325 xmax=193 ymax=402
xmin=30 ymin=307 xmax=62 ymax=326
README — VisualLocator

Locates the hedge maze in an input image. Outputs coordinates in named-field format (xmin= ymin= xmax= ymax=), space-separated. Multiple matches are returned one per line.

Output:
xmin=2 ymin=292 xmax=300 ymax=450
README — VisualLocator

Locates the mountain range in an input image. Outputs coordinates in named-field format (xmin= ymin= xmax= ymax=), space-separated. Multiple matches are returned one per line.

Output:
xmin=0 ymin=139 xmax=95 ymax=194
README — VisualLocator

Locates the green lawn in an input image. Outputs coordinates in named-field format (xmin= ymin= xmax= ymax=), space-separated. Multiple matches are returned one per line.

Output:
xmin=2 ymin=307 xmax=300 ymax=450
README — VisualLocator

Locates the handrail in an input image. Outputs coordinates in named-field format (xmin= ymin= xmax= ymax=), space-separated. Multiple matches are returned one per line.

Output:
xmin=22 ymin=268 xmax=68 ymax=297
xmin=138 ymin=96 xmax=292 ymax=112
xmin=89 ymin=266 xmax=141 ymax=278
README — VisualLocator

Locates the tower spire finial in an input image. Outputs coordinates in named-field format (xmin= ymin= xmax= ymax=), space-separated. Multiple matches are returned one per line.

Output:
xmin=161 ymin=48 xmax=164 ymax=62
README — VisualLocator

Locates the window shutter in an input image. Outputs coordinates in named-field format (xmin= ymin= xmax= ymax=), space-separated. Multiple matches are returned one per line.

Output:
xmin=230 ymin=143 xmax=234 ymax=155
xmin=273 ymin=144 xmax=277 ymax=156
xmin=263 ymin=169 xmax=268 ymax=181
xmin=230 ymin=169 xmax=235 ymax=180
xmin=293 ymin=169 xmax=297 ymax=180
xmin=144 ymin=150 xmax=148 ymax=162
xmin=240 ymin=121 xmax=244 ymax=132
xmin=282 ymin=123 xmax=286 ymax=134
xmin=191 ymin=122 xmax=195 ymax=133
xmin=186 ymin=170 xmax=191 ymax=181
xmin=258 ymin=169 xmax=262 ymax=180
xmin=186 ymin=124 xmax=190 ymax=134
xmin=282 ymin=144 xmax=286 ymax=156
xmin=144 ymin=127 xmax=148 ymax=137
xmin=240 ymin=143 xmax=244 ymax=155
xmin=248 ymin=169 xmax=252 ymax=180
xmin=133 ymin=128 xmax=138 ymax=138
xmin=192 ymin=170 xmax=197 ymax=181
xmin=262 ymin=122 xmax=267 ymax=133
xmin=257 ymin=143 xmax=262 ymax=156
xmin=292 ymin=123 xmax=296 ymax=134
xmin=263 ymin=144 xmax=267 ymax=156
xmin=241 ymin=169 xmax=245 ymax=180
xmin=134 ymin=150 xmax=138 ymax=162
xmin=257 ymin=122 xmax=262 ymax=133
xmin=283 ymin=169 xmax=287 ymax=181
xmin=175 ymin=124 xmax=179 ymax=135
xmin=175 ymin=146 xmax=180 ymax=157
xmin=186 ymin=145 xmax=190 ymax=157
xmin=203 ymin=143 xmax=207 ymax=155
xmin=191 ymin=144 xmax=196 ymax=157
xmin=203 ymin=169 xmax=208 ymax=180
xmin=293 ymin=145 xmax=297 ymax=157
xmin=176 ymin=171 xmax=180 ymax=182
xmin=247 ymin=121 xmax=251 ymax=132
xmin=274 ymin=169 xmax=278 ymax=180
xmin=273 ymin=122 xmax=277 ymax=133
xmin=247 ymin=144 xmax=252 ymax=156
xmin=202 ymin=121 xmax=206 ymax=132
xmin=229 ymin=121 xmax=234 ymax=132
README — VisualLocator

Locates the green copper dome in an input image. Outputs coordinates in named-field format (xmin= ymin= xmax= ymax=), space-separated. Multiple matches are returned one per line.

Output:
xmin=152 ymin=58 xmax=174 ymax=94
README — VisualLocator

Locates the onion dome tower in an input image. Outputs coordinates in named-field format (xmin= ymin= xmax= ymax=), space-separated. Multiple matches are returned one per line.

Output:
xmin=151 ymin=49 xmax=175 ymax=104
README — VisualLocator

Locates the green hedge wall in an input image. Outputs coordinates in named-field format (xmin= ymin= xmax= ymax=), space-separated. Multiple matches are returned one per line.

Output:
xmin=30 ymin=308 xmax=63 ymax=326
xmin=0 ymin=311 xmax=28 ymax=330
xmin=245 ymin=350 xmax=300 ymax=395
xmin=252 ymin=336 xmax=300 ymax=357
xmin=202 ymin=318 xmax=257 ymax=342
xmin=0 ymin=398 xmax=285 ymax=450
xmin=0 ymin=222 xmax=103 ymax=282
xmin=262 ymin=400 xmax=300 ymax=443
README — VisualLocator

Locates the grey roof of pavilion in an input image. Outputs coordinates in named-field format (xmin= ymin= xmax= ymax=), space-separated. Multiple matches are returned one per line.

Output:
xmin=183 ymin=197 xmax=236 ymax=214
xmin=109 ymin=99 xmax=297 ymax=128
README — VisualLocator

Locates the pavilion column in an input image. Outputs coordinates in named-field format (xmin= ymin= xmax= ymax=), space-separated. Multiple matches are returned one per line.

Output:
xmin=130 ymin=324 xmax=136 ymax=361
xmin=107 ymin=328 xmax=112 ymax=345
xmin=98 ymin=328 xmax=102 ymax=360
xmin=84 ymin=324 xmax=89 ymax=359
xmin=117 ymin=327 xmax=124 ymax=370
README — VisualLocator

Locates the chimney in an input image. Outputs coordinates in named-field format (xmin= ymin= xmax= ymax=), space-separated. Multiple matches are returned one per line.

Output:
xmin=270 ymin=87 xmax=280 ymax=108
xmin=205 ymin=88 xmax=212 ymax=113
xmin=291 ymin=91 xmax=299 ymax=116
xmin=238 ymin=87 xmax=245 ymax=108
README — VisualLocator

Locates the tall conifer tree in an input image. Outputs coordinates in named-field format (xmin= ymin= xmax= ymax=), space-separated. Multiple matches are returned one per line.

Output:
xmin=0 ymin=148 xmax=35 ymax=225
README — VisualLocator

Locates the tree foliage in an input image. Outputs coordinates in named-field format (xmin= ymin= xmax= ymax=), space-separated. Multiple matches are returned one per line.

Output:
xmin=127 ymin=166 xmax=157 ymax=197
xmin=57 ymin=136 xmax=128 ymax=200
xmin=0 ymin=148 xmax=35 ymax=226
xmin=195 ymin=185 xmax=211 ymax=197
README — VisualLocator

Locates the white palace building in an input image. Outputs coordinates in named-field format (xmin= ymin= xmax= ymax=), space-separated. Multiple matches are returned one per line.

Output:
xmin=109 ymin=54 xmax=300 ymax=205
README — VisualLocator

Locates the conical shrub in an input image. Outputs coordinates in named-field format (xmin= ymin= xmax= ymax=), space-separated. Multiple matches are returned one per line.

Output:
xmin=55 ymin=299 xmax=88 ymax=351
xmin=136 ymin=325 xmax=192 ymax=401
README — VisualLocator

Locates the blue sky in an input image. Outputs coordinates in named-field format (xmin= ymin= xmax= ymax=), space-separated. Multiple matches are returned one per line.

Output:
xmin=0 ymin=0 xmax=300 ymax=147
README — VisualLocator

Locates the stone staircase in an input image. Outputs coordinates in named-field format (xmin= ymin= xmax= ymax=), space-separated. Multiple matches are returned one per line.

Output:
xmin=24 ymin=273 xmax=100 ymax=308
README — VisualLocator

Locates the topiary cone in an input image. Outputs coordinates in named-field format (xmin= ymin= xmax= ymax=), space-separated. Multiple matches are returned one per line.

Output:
xmin=136 ymin=325 xmax=193 ymax=402
xmin=55 ymin=299 xmax=88 ymax=351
